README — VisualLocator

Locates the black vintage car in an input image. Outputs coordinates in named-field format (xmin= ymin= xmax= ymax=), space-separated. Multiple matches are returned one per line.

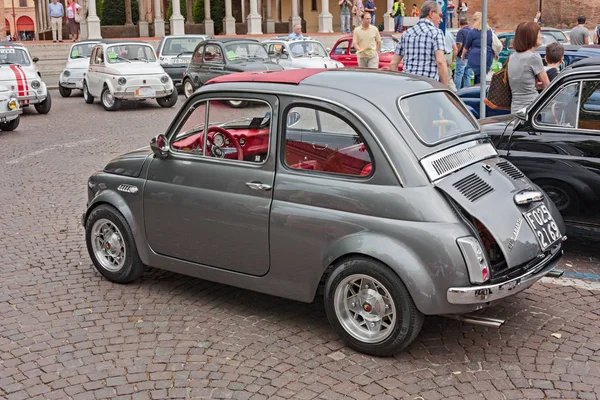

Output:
xmin=181 ymin=38 xmax=283 ymax=106
xmin=481 ymin=58 xmax=600 ymax=237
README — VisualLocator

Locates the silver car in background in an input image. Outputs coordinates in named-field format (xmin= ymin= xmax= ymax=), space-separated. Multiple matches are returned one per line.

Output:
xmin=156 ymin=34 xmax=213 ymax=86
xmin=263 ymin=36 xmax=344 ymax=69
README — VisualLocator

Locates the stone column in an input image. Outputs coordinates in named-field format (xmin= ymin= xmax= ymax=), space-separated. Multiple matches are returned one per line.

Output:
xmin=87 ymin=0 xmax=102 ymax=39
xmin=138 ymin=0 xmax=149 ymax=36
xmin=241 ymin=0 xmax=245 ymax=22
xmin=290 ymin=0 xmax=300 ymax=28
xmin=265 ymin=0 xmax=274 ymax=33
xmin=384 ymin=0 xmax=394 ymax=31
xmin=203 ymin=0 xmax=214 ymax=35
xmin=185 ymin=0 xmax=193 ymax=25
xmin=125 ymin=0 xmax=134 ymax=26
xmin=170 ymin=0 xmax=185 ymax=34
xmin=80 ymin=0 xmax=89 ymax=39
xmin=247 ymin=0 xmax=261 ymax=34
xmin=318 ymin=0 xmax=332 ymax=32
xmin=223 ymin=0 xmax=235 ymax=35
xmin=153 ymin=0 xmax=165 ymax=36
xmin=36 ymin=0 xmax=43 ymax=38
xmin=43 ymin=0 xmax=50 ymax=30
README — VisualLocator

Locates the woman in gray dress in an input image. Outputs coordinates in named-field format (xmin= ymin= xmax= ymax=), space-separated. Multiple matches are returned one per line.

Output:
xmin=508 ymin=21 xmax=550 ymax=114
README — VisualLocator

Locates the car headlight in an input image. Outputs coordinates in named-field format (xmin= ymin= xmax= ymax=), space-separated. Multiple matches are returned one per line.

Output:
xmin=457 ymin=237 xmax=490 ymax=284
xmin=8 ymin=94 xmax=18 ymax=110
xmin=30 ymin=80 xmax=40 ymax=89
xmin=63 ymin=70 xmax=71 ymax=77
xmin=118 ymin=77 xmax=127 ymax=85
xmin=160 ymin=75 xmax=169 ymax=84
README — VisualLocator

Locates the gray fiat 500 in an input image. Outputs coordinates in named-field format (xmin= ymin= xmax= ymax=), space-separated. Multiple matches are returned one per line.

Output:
xmin=83 ymin=69 xmax=566 ymax=356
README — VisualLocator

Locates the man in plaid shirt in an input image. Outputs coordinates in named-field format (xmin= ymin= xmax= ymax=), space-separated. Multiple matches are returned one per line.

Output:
xmin=389 ymin=1 xmax=448 ymax=85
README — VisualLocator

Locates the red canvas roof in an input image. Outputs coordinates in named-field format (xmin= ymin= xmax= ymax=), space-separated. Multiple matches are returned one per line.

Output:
xmin=205 ymin=68 xmax=327 ymax=86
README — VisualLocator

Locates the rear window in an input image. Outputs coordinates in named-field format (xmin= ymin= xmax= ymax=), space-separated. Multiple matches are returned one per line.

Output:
xmin=399 ymin=91 xmax=479 ymax=145
xmin=162 ymin=37 xmax=208 ymax=55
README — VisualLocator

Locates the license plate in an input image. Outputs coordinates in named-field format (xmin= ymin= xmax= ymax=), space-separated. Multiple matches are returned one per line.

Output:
xmin=135 ymin=87 xmax=155 ymax=97
xmin=523 ymin=204 xmax=561 ymax=251
xmin=174 ymin=58 xmax=187 ymax=64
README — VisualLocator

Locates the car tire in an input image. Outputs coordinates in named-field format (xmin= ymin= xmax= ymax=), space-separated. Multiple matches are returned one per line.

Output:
xmin=227 ymin=100 xmax=249 ymax=108
xmin=101 ymin=86 xmax=121 ymax=111
xmin=0 ymin=116 xmax=19 ymax=131
xmin=156 ymin=90 xmax=178 ymax=108
xmin=34 ymin=91 xmax=52 ymax=114
xmin=83 ymin=82 xmax=94 ymax=104
xmin=183 ymin=79 xmax=195 ymax=99
xmin=324 ymin=257 xmax=424 ymax=357
xmin=536 ymin=179 xmax=580 ymax=216
xmin=58 ymin=84 xmax=72 ymax=98
xmin=85 ymin=204 xmax=144 ymax=284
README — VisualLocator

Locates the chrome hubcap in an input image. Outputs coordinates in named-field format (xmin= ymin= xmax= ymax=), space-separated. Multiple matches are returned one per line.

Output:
xmin=83 ymin=86 xmax=88 ymax=99
xmin=334 ymin=274 xmax=396 ymax=343
xmin=103 ymin=91 xmax=115 ymax=107
xmin=91 ymin=219 xmax=126 ymax=272
xmin=184 ymin=82 xmax=193 ymax=98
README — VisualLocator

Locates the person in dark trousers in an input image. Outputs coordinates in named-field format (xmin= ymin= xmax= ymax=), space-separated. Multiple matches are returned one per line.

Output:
xmin=544 ymin=42 xmax=564 ymax=82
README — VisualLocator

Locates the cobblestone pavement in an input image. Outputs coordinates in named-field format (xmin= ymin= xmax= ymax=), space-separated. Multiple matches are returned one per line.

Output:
xmin=1 ymin=92 xmax=600 ymax=400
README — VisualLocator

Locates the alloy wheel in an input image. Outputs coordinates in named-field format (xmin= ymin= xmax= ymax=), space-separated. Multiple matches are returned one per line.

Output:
xmin=90 ymin=218 xmax=127 ymax=272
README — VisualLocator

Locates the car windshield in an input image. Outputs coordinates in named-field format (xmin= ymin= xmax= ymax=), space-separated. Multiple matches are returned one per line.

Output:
xmin=70 ymin=43 xmax=96 ymax=59
xmin=162 ymin=37 xmax=207 ymax=55
xmin=380 ymin=37 xmax=397 ymax=53
xmin=541 ymin=33 xmax=558 ymax=46
xmin=399 ymin=91 xmax=479 ymax=144
xmin=543 ymin=30 xmax=568 ymax=42
xmin=0 ymin=48 xmax=30 ymax=65
xmin=224 ymin=43 xmax=269 ymax=61
xmin=289 ymin=42 xmax=327 ymax=58
xmin=106 ymin=44 xmax=157 ymax=63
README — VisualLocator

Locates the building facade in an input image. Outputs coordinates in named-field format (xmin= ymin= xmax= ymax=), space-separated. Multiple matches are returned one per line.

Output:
xmin=4 ymin=0 xmax=36 ymax=40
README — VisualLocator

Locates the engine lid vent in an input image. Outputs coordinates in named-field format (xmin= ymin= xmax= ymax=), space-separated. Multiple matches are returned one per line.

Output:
xmin=420 ymin=141 xmax=497 ymax=181
xmin=453 ymin=173 xmax=494 ymax=202
xmin=496 ymin=160 xmax=525 ymax=180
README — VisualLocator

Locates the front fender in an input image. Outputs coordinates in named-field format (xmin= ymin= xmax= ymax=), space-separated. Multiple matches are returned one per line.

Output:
xmin=103 ymin=79 xmax=116 ymax=93
xmin=319 ymin=231 xmax=472 ymax=315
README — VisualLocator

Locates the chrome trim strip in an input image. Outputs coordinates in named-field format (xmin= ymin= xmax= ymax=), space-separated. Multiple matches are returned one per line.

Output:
xmin=447 ymin=246 xmax=562 ymax=305
xmin=420 ymin=140 xmax=497 ymax=182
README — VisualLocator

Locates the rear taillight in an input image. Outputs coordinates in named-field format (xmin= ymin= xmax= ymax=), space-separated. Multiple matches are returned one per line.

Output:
xmin=457 ymin=237 xmax=490 ymax=284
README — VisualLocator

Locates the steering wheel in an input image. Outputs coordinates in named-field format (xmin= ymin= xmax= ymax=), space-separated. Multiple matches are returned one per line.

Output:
xmin=207 ymin=126 xmax=244 ymax=161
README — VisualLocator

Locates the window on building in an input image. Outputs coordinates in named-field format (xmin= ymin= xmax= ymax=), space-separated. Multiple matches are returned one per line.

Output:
xmin=311 ymin=0 xmax=317 ymax=11
xmin=19 ymin=0 xmax=27 ymax=7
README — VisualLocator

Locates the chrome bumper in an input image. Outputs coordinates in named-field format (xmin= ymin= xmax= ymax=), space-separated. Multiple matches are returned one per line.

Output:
xmin=113 ymin=86 xmax=172 ymax=100
xmin=0 ymin=108 xmax=21 ymax=122
xmin=61 ymin=78 xmax=84 ymax=89
xmin=447 ymin=245 xmax=562 ymax=305
xmin=18 ymin=90 xmax=46 ymax=104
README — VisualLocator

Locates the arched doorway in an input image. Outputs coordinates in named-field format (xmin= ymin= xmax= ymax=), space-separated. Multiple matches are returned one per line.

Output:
xmin=16 ymin=16 xmax=35 ymax=41
xmin=5 ymin=19 xmax=10 ymax=39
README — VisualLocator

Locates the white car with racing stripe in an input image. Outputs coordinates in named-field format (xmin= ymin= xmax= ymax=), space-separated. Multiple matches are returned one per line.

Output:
xmin=0 ymin=84 xmax=21 ymax=131
xmin=83 ymin=41 xmax=177 ymax=111
xmin=59 ymin=40 xmax=101 ymax=97
xmin=0 ymin=42 xmax=51 ymax=114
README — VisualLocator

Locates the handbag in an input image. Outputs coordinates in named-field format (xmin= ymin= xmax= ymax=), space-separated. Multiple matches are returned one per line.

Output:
xmin=73 ymin=4 xmax=81 ymax=22
xmin=484 ymin=57 xmax=512 ymax=110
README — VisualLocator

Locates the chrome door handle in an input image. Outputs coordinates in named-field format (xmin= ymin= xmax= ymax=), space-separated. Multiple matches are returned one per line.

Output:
xmin=246 ymin=182 xmax=272 ymax=191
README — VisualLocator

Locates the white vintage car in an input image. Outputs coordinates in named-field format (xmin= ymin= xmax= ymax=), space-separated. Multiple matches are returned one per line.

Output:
xmin=0 ymin=84 xmax=21 ymax=131
xmin=59 ymin=40 xmax=101 ymax=97
xmin=262 ymin=37 xmax=344 ymax=70
xmin=0 ymin=42 xmax=51 ymax=114
xmin=83 ymin=41 xmax=177 ymax=111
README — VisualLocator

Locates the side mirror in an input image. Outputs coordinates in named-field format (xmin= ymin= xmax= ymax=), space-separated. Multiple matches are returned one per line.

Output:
xmin=514 ymin=107 xmax=527 ymax=121
xmin=326 ymin=47 xmax=331 ymax=53
xmin=287 ymin=111 xmax=301 ymax=127
xmin=32 ymin=57 xmax=39 ymax=63
xmin=150 ymin=134 xmax=169 ymax=158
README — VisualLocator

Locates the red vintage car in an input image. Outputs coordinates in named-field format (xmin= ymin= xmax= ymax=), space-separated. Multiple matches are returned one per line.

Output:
xmin=329 ymin=34 xmax=403 ymax=71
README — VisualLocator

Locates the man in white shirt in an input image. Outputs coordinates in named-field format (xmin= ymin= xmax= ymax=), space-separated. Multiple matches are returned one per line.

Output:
xmin=444 ymin=29 xmax=458 ymax=91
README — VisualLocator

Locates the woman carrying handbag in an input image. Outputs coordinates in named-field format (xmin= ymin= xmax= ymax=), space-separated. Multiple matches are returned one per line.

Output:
xmin=66 ymin=0 xmax=82 ymax=42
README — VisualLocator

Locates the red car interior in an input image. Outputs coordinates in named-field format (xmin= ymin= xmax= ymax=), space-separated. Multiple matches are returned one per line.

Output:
xmin=287 ymin=142 xmax=372 ymax=176
xmin=172 ymin=127 xmax=270 ymax=160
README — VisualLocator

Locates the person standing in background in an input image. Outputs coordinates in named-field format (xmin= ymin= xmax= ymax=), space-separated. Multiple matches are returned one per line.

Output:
xmin=463 ymin=11 xmax=493 ymax=85
xmin=49 ymin=0 xmax=65 ymax=42
xmin=392 ymin=0 xmax=405 ymax=34
xmin=533 ymin=11 xmax=542 ymax=25
xmin=457 ymin=1 xmax=467 ymax=21
xmin=444 ymin=28 xmax=458 ymax=91
xmin=446 ymin=0 xmax=455 ymax=28
xmin=353 ymin=0 xmax=365 ymax=28
xmin=570 ymin=16 xmax=590 ymax=45
xmin=454 ymin=18 xmax=472 ymax=89
xmin=594 ymin=23 xmax=600 ymax=44
xmin=339 ymin=0 xmax=353 ymax=35
xmin=410 ymin=4 xmax=419 ymax=17
xmin=66 ymin=0 xmax=81 ymax=42
xmin=364 ymin=0 xmax=376 ymax=26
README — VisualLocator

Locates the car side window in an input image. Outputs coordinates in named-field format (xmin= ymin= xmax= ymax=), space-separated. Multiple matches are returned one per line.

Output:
xmin=203 ymin=44 xmax=223 ymax=63
xmin=499 ymin=37 xmax=507 ymax=49
xmin=171 ymin=99 xmax=272 ymax=164
xmin=508 ymin=38 xmax=514 ymax=50
xmin=284 ymin=106 xmax=373 ymax=177
xmin=579 ymin=81 xmax=600 ymax=131
xmin=535 ymin=82 xmax=580 ymax=129
xmin=267 ymin=43 xmax=283 ymax=57
xmin=193 ymin=45 xmax=204 ymax=63
xmin=333 ymin=40 xmax=349 ymax=55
